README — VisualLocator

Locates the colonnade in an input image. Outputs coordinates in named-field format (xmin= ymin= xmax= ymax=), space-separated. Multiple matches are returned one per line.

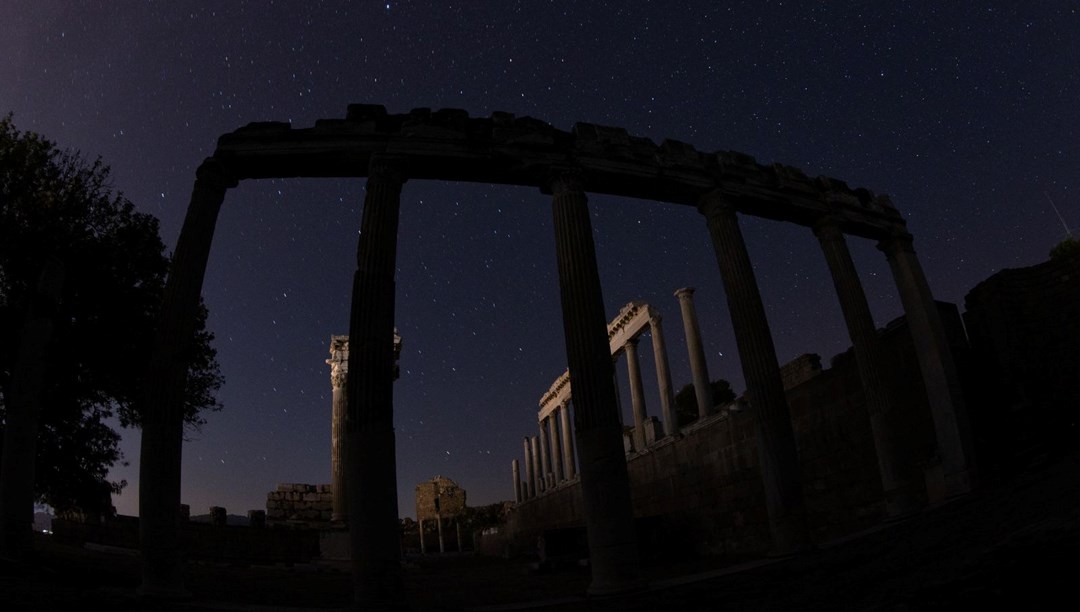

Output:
xmin=135 ymin=109 xmax=975 ymax=607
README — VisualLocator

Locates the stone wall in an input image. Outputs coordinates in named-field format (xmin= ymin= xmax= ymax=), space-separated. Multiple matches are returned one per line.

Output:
xmin=415 ymin=476 xmax=466 ymax=521
xmin=963 ymin=249 xmax=1080 ymax=471
xmin=508 ymin=303 xmax=964 ymax=558
xmin=266 ymin=483 xmax=334 ymax=525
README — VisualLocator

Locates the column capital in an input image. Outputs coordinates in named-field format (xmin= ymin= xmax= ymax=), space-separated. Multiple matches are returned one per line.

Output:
xmin=812 ymin=217 xmax=844 ymax=242
xmin=876 ymin=232 xmax=916 ymax=258
xmin=697 ymin=189 xmax=736 ymax=219
xmin=366 ymin=154 xmax=408 ymax=184
xmin=195 ymin=158 xmax=239 ymax=190
xmin=674 ymin=286 xmax=696 ymax=300
xmin=546 ymin=167 xmax=585 ymax=196
xmin=625 ymin=336 xmax=639 ymax=349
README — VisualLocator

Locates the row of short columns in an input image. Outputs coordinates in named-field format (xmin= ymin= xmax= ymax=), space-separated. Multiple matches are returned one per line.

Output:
xmin=516 ymin=401 xmax=579 ymax=503
xmin=134 ymin=157 xmax=975 ymax=605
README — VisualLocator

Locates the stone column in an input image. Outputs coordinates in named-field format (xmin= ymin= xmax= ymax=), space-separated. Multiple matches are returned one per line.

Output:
xmin=649 ymin=317 xmax=678 ymax=437
xmin=624 ymin=338 xmax=649 ymax=451
xmin=879 ymin=233 xmax=976 ymax=497
xmin=538 ymin=420 xmax=552 ymax=490
xmin=699 ymin=192 xmax=809 ymax=554
xmin=815 ymin=220 xmax=916 ymax=515
xmin=560 ymin=400 xmax=577 ymax=480
xmin=437 ymin=514 xmax=445 ymax=554
xmin=512 ymin=460 xmax=522 ymax=503
xmin=550 ymin=410 xmax=565 ymax=483
xmin=522 ymin=437 xmax=535 ymax=499
xmin=530 ymin=436 xmax=542 ymax=494
xmin=140 ymin=159 xmax=235 ymax=598
xmin=327 ymin=336 xmax=349 ymax=523
xmin=456 ymin=520 xmax=463 ymax=552
xmin=0 ymin=258 xmax=64 ymax=559
xmin=675 ymin=287 xmax=714 ymax=420
xmin=419 ymin=518 xmax=426 ymax=554
xmin=345 ymin=156 xmax=407 ymax=608
xmin=548 ymin=170 xmax=641 ymax=594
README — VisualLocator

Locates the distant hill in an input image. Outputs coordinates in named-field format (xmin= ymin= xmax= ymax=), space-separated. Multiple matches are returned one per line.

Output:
xmin=189 ymin=513 xmax=250 ymax=527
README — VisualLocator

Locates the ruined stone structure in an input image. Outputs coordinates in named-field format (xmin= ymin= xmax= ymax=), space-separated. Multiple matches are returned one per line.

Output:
xmin=963 ymin=249 xmax=1080 ymax=470
xmin=266 ymin=484 xmax=334 ymax=524
xmin=414 ymin=476 xmax=467 ymax=554
xmin=511 ymin=302 xmax=972 ymax=556
xmin=137 ymin=105 xmax=972 ymax=606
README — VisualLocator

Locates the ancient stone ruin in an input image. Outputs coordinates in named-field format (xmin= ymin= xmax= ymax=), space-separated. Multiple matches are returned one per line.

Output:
xmin=136 ymin=105 xmax=973 ymax=606
xmin=414 ymin=476 xmax=467 ymax=554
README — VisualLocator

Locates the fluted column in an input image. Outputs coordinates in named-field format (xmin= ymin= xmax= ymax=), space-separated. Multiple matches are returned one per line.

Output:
xmin=530 ymin=436 xmax=542 ymax=494
xmin=550 ymin=411 xmax=565 ymax=482
xmin=879 ymin=233 xmax=976 ymax=497
xmin=345 ymin=156 xmax=407 ymax=609
xmin=649 ymin=316 xmax=678 ymax=437
xmin=699 ymin=192 xmax=809 ymax=554
xmin=512 ymin=460 xmax=522 ymax=503
xmin=140 ymin=159 xmax=235 ymax=597
xmin=327 ymin=336 xmax=350 ymax=523
xmin=538 ymin=419 xmax=552 ymax=490
xmin=523 ymin=437 xmax=535 ymax=499
xmin=549 ymin=170 xmax=641 ymax=594
xmin=0 ymin=258 xmax=64 ymax=559
xmin=624 ymin=338 xmax=649 ymax=451
xmin=675 ymin=287 xmax=714 ymax=420
xmin=560 ymin=400 xmax=577 ymax=480
xmin=815 ymin=221 xmax=916 ymax=515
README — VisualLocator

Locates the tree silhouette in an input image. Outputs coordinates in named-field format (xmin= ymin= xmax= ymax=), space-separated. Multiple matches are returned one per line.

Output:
xmin=0 ymin=114 xmax=223 ymax=516
xmin=674 ymin=379 xmax=737 ymax=426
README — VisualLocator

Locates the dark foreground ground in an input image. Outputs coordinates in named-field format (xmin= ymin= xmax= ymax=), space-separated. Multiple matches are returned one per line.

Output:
xmin=3 ymin=450 xmax=1080 ymax=611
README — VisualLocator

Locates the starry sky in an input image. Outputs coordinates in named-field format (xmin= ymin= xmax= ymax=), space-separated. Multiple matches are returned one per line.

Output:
xmin=2 ymin=1 xmax=1077 ymax=520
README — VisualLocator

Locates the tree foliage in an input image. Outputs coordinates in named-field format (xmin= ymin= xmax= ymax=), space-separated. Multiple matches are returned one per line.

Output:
xmin=674 ymin=379 xmax=737 ymax=426
xmin=1049 ymin=237 xmax=1079 ymax=260
xmin=0 ymin=114 xmax=223 ymax=515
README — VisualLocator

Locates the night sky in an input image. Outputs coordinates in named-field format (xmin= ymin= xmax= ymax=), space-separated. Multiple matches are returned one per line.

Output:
xmin=2 ymin=2 xmax=1077 ymax=520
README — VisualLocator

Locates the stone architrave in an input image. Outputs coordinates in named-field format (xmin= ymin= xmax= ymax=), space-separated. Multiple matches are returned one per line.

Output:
xmin=815 ymin=220 xmax=916 ymax=515
xmin=674 ymin=287 xmax=714 ymax=420
xmin=560 ymin=401 xmax=577 ymax=481
xmin=344 ymin=157 xmax=407 ymax=608
xmin=699 ymin=191 xmax=809 ymax=555
xmin=624 ymin=338 xmax=649 ymax=451
xmin=649 ymin=316 xmax=678 ymax=437
xmin=879 ymin=233 xmax=976 ymax=497
xmin=139 ymin=159 xmax=236 ymax=598
xmin=549 ymin=170 xmax=641 ymax=594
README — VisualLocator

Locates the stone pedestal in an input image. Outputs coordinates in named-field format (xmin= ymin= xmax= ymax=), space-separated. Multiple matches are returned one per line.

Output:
xmin=699 ymin=192 xmax=809 ymax=555
xmin=549 ymin=171 xmax=641 ymax=594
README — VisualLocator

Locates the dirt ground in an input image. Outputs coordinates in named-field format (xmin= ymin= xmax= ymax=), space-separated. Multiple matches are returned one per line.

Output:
xmin=3 ymin=450 xmax=1079 ymax=611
